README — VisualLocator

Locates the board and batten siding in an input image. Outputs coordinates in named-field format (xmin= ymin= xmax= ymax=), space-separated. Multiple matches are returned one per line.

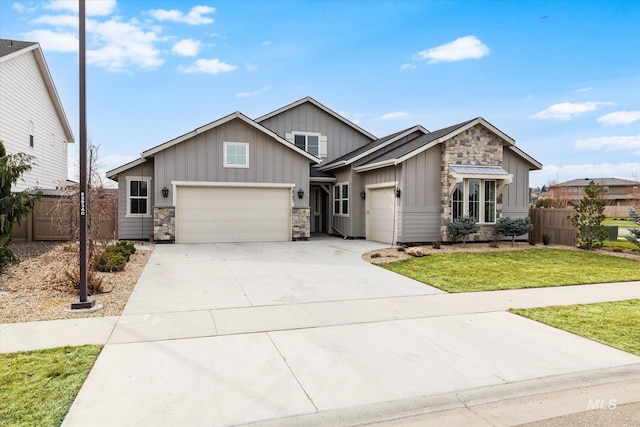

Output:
xmin=0 ymin=49 xmax=69 ymax=191
xmin=258 ymin=102 xmax=373 ymax=163
xmin=117 ymin=161 xmax=155 ymax=240
xmin=501 ymin=148 xmax=531 ymax=218
xmin=397 ymin=147 xmax=442 ymax=243
xmin=153 ymin=118 xmax=311 ymax=208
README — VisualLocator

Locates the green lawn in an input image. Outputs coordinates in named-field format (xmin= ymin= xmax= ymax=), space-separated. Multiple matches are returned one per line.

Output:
xmin=513 ymin=300 xmax=640 ymax=356
xmin=0 ymin=345 xmax=101 ymax=427
xmin=382 ymin=248 xmax=640 ymax=292
xmin=602 ymin=218 xmax=638 ymax=228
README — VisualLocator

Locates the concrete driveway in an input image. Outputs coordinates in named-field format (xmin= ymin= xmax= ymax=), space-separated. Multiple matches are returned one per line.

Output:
xmin=63 ymin=237 xmax=640 ymax=426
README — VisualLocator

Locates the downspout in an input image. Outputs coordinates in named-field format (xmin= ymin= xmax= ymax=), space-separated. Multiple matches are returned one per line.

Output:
xmin=332 ymin=226 xmax=348 ymax=239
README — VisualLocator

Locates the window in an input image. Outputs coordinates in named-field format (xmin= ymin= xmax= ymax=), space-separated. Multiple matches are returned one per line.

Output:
xmin=127 ymin=178 xmax=150 ymax=216
xmin=334 ymin=183 xmax=349 ymax=216
xmin=294 ymin=134 xmax=319 ymax=156
xmin=452 ymin=179 xmax=496 ymax=223
xmin=224 ymin=142 xmax=249 ymax=168
xmin=28 ymin=120 xmax=34 ymax=147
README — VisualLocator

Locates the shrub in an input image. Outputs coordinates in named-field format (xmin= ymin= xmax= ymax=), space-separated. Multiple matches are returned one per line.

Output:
xmin=567 ymin=181 xmax=607 ymax=250
xmin=495 ymin=217 xmax=534 ymax=247
xmin=528 ymin=233 xmax=537 ymax=245
xmin=542 ymin=234 xmax=550 ymax=245
xmin=93 ymin=250 xmax=127 ymax=272
xmin=432 ymin=240 xmax=441 ymax=249
xmin=65 ymin=268 xmax=105 ymax=295
xmin=447 ymin=217 xmax=479 ymax=245
xmin=625 ymin=228 xmax=640 ymax=248
xmin=611 ymin=246 xmax=624 ymax=253
xmin=116 ymin=241 xmax=136 ymax=257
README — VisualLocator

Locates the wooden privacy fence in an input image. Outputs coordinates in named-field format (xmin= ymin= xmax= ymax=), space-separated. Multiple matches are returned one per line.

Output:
xmin=529 ymin=207 xmax=577 ymax=247
xmin=604 ymin=205 xmax=633 ymax=218
xmin=11 ymin=195 xmax=117 ymax=242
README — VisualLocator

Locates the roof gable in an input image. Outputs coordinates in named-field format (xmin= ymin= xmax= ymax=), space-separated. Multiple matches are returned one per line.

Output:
xmin=256 ymin=96 xmax=377 ymax=140
xmin=355 ymin=118 xmax=540 ymax=172
xmin=319 ymin=125 xmax=429 ymax=171
xmin=0 ymin=39 xmax=74 ymax=143
xmin=108 ymin=111 xmax=320 ymax=179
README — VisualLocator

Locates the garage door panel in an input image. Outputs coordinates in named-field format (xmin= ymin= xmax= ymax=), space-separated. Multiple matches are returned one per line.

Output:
xmin=176 ymin=186 xmax=291 ymax=243
xmin=367 ymin=187 xmax=395 ymax=244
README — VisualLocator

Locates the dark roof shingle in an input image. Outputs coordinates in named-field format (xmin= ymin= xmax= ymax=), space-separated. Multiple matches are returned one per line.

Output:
xmin=0 ymin=39 xmax=37 ymax=58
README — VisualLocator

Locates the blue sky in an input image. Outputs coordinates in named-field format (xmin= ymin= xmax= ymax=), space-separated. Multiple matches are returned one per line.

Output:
xmin=1 ymin=0 xmax=639 ymax=188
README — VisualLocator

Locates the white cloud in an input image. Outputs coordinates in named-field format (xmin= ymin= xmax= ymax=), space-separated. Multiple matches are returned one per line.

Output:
xmin=13 ymin=2 xmax=39 ymax=13
xmin=148 ymin=5 xmax=215 ymax=25
xmin=245 ymin=63 xmax=257 ymax=72
xmin=86 ymin=19 xmax=164 ymax=70
xmin=413 ymin=35 xmax=489 ymax=64
xmin=379 ymin=112 xmax=408 ymax=120
xmin=529 ymin=101 xmax=613 ymax=120
xmin=171 ymin=38 xmax=201 ymax=56
xmin=575 ymin=134 xmax=640 ymax=151
xmin=32 ymin=14 xmax=78 ymax=27
xmin=401 ymin=63 xmax=416 ymax=71
xmin=23 ymin=29 xmax=78 ymax=52
xmin=597 ymin=111 xmax=640 ymax=126
xmin=45 ymin=0 xmax=116 ymax=16
xmin=262 ymin=40 xmax=272 ymax=46
xmin=236 ymin=86 xmax=270 ymax=98
xmin=574 ymin=87 xmax=592 ymax=93
xmin=179 ymin=58 xmax=236 ymax=75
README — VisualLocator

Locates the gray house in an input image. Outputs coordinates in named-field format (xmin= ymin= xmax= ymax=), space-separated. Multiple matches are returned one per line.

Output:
xmin=107 ymin=97 xmax=541 ymax=244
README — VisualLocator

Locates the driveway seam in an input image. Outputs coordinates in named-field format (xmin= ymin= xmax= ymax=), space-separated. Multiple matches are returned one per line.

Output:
xmin=214 ymin=243 xmax=254 ymax=307
xmin=266 ymin=331 xmax=319 ymax=413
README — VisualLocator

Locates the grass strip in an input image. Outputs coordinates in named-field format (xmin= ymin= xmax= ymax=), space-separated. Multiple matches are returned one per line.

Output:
xmin=512 ymin=300 xmax=640 ymax=356
xmin=382 ymin=248 xmax=640 ymax=292
xmin=0 ymin=345 xmax=102 ymax=427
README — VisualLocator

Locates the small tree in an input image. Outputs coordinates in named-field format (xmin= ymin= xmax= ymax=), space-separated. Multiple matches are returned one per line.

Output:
xmin=494 ymin=217 xmax=534 ymax=247
xmin=567 ymin=180 xmax=607 ymax=250
xmin=447 ymin=216 xmax=479 ymax=245
xmin=0 ymin=141 xmax=40 ymax=270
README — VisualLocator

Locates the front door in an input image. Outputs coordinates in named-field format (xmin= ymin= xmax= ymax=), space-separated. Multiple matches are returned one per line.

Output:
xmin=311 ymin=186 xmax=328 ymax=233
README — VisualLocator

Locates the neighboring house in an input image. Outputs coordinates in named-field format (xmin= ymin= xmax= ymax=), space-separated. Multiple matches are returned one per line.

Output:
xmin=546 ymin=178 xmax=640 ymax=206
xmin=107 ymin=97 xmax=541 ymax=244
xmin=0 ymin=39 xmax=74 ymax=192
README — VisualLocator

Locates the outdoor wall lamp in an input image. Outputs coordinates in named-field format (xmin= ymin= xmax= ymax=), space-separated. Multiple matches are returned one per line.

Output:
xmin=297 ymin=188 xmax=304 ymax=199
xmin=396 ymin=188 xmax=401 ymax=198
xmin=162 ymin=186 xmax=169 ymax=198
xmin=360 ymin=190 xmax=366 ymax=199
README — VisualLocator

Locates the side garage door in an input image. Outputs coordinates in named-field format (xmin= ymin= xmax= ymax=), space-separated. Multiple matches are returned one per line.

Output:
xmin=366 ymin=186 xmax=396 ymax=244
xmin=176 ymin=186 xmax=291 ymax=243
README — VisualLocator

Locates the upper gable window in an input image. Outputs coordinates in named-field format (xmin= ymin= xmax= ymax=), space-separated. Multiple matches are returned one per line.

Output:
xmin=224 ymin=142 xmax=249 ymax=168
xmin=287 ymin=132 xmax=327 ymax=158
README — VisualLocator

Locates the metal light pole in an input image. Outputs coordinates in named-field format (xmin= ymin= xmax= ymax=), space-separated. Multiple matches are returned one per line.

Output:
xmin=72 ymin=0 xmax=94 ymax=310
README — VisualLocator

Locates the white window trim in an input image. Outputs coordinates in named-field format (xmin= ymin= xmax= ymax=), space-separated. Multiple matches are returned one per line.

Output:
xmin=452 ymin=179 xmax=497 ymax=224
xmin=291 ymin=131 xmax=327 ymax=158
xmin=125 ymin=176 xmax=152 ymax=218
xmin=334 ymin=182 xmax=349 ymax=217
xmin=223 ymin=142 xmax=250 ymax=168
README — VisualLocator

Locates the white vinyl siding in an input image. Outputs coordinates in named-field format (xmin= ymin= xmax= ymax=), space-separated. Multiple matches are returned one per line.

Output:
xmin=175 ymin=185 xmax=291 ymax=243
xmin=334 ymin=182 xmax=349 ymax=216
xmin=0 ymin=48 xmax=70 ymax=191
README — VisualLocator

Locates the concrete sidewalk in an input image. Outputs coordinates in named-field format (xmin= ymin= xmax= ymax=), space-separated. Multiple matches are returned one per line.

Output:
xmin=2 ymin=239 xmax=640 ymax=426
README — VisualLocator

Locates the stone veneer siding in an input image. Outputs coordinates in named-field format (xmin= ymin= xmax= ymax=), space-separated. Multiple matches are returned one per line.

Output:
xmin=440 ymin=125 xmax=504 ymax=241
xmin=154 ymin=206 xmax=175 ymax=242
xmin=292 ymin=207 xmax=310 ymax=240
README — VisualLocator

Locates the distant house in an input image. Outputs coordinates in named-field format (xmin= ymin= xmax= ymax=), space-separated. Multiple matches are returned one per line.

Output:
xmin=107 ymin=97 xmax=541 ymax=244
xmin=547 ymin=178 xmax=640 ymax=206
xmin=0 ymin=39 xmax=74 ymax=192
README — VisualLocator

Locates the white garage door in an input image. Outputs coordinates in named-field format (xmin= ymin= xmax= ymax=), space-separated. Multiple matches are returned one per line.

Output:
xmin=367 ymin=187 xmax=396 ymax=244
xmin=176 ymin=186 xmax=291 ymax=243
